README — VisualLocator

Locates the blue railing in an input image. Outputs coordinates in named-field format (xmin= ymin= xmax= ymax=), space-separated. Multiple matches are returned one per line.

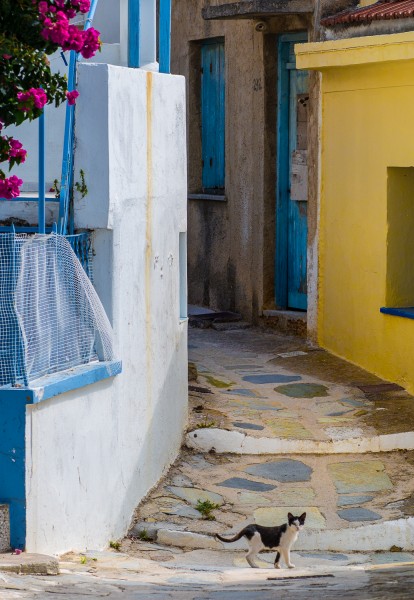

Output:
xmin=1 ymin=0 xmax=172 ymax=236
xmin=58 ymin=0 xmax=100 ymax=236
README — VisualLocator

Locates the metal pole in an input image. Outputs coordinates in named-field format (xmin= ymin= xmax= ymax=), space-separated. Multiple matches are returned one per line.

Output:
xmin=128 ymin=0 xmax=140 ymax=67
xmin=159 ymin=0 xmax=171 ymax=74
xmin=38 ymin=110 xmax=45 ymax=234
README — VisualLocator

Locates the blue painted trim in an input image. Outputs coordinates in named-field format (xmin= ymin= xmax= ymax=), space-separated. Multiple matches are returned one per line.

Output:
xmin=59 ymin=0 xmax=100 ymax=235
xmin=201 ymin=39 xmax=225 ymax=190
xmin=0 ymin=226 xmax=54 ymax=233
xmin=159 ymin=0 xmax=172 ymax=74
xmin=380 ymin=307 xmax=414 ymax=320
xmin=0 ymin=396 xmax=27 ymax=549
xmin=58 ymin=50 xmax=76 ymax=236
xmin=0 ymin=361 xmax=122 ymax=404
xmin=38 ymin=110 xmax=46 ymax=234
xmin=85 ymin=0 xmax=99 ymax=30
xmin=275 ymin=32 xmax=307 ymax=309
xmin=0 ymin=197 xmax=57 ymax=202
xmin=128 ymin=0 xmax=140 ymax=68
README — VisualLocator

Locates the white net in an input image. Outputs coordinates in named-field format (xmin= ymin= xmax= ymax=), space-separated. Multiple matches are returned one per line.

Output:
xmin=0 ymin=232 xmax=115 ymax=387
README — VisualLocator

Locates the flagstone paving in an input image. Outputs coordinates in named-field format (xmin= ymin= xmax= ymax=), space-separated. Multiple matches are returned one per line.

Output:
xmin=120 ymin=327 xmax=414 ymax=563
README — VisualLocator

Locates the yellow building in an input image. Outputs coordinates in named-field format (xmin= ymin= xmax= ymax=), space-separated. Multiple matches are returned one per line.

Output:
xmin=296 ymin=31 xmax=414 ymax=393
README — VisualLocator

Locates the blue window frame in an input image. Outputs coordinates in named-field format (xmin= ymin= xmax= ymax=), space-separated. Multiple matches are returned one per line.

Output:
xmin=201 ymin=39 xmax=225 ymax=191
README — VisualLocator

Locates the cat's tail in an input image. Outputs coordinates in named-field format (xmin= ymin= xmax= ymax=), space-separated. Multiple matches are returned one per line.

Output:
xmin=215 ymin=530 xmax=245 ymax=544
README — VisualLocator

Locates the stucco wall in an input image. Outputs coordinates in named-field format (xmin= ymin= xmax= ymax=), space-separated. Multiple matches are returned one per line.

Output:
xmin=297 ymin=32 xmax=414 ymax=392
xmin=25 ymin=63 xmax=188 ymax=554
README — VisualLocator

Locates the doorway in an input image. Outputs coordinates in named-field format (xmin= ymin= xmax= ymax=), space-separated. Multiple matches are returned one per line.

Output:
xmin=276 ymin=33 xmax=309 ymax=311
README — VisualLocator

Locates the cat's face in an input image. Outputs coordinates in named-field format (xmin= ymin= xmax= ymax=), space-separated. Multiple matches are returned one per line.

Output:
xmin=287 ymin=512 xmax=306 ymax=532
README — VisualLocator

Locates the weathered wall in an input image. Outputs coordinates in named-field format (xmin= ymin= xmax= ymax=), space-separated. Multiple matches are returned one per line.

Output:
xmin=297 ymin=32 xmax=414 ymax=393
xmin=172 ymin=1 xmax=315 ymax=321
xmin=25 ymin=64 xmax=188 ymax=554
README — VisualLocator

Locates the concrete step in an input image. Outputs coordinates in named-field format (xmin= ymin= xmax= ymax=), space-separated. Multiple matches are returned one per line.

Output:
xmin=0 ymin=505 xmax=10 ymax=552
xmin=131 ymin=517 xmax=414 ymax=553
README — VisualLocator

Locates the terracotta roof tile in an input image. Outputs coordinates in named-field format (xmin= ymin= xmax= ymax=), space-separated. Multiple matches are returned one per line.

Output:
xmin=321 ymin=0 xmax=414 ymax=26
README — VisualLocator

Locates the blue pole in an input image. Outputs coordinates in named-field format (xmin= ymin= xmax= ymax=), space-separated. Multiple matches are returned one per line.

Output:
xmin=85 ymin=0 xmax=100 ymax=30
xmin=38 ymin=110 xmax=45 ymax=234
xmin=128 ymin=0 xmax=140 ymax=67
xmin=159 ymin=0 xmax=171 ymax=74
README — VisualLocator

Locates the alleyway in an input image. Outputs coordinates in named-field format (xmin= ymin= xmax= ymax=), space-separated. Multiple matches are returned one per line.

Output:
xmin=2 ymin=326 xmax=414 ymax=598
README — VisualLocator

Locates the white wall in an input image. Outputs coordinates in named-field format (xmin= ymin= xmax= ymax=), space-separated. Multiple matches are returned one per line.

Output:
xmin=25 ymin=63 xmax=188 ymax=555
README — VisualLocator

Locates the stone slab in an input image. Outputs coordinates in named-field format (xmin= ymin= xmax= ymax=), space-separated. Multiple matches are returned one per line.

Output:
xmin=338 ymin=508 xmax=382 ymax=522
xmin=217 ymin=478 xmax=276 ymax=492
xmin=237 ymin=492 xmax=271 ymax=505
xmin=166 ymin=487 xmax=224 ymax=506
xmin=254 ymin=507 xmax=326 ymax=530
xmin=328 ymin=460 xmax=393 ymax=494
xmin=271 ymin=487 xmax=316 ymax=505
xmin=264 ymin=419 xmax=315 ymax=439
xmin=337 ymin=495 xmax=374 ymax=507
xmin=225 ymin=389 xmax=259 ymax=397
xmin=275 ymin=383 xmax=329 ymax=398
xmin=245 ymin=459 xmax=312 ymax=482
xmin=232 ymin=422 xmax=265 ymax=431
xmin=243 ymin=374 xmax=302 ymax=384
xmin=0 ymin=553 xmax=59 ymax=575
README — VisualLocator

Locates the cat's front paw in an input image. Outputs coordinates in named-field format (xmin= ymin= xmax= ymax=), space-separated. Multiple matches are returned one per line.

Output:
xmin=287 ymin=563 xmax=295 ymax=569
xmin=274 ymin=563 xmax=281 ymax=569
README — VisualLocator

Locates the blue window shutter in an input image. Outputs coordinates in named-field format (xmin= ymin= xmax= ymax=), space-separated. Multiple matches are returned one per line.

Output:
xmin=201 ymin=41 xmax=225 ymax=190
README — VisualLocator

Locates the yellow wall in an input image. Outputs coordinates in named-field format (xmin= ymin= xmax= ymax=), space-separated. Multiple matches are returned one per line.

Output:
xmin=296 ymin=33 xmax=414 ymax=392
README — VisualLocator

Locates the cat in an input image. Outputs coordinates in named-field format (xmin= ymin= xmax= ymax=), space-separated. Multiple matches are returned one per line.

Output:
xmin=215 ymin=512 xmax=306 ymax=569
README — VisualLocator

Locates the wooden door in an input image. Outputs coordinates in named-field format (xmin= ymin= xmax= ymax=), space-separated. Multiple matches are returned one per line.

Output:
xmin=276 ymin=34 xmax=309 ymax=310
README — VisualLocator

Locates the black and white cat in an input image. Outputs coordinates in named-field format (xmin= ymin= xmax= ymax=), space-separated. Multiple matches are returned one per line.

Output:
xmin=215 ymin=512 xmax=306 ymax=569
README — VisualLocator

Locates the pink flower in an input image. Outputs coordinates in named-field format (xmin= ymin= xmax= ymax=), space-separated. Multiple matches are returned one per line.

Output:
xmin=0 ymin=176 xmax=23 ymax=200
xmin=38 ymin=1 xmax=49 ymax=15
xmin=62 ymin=25 xmax=84 ymax=53
xmin=41 ymin=12 xmax=69 ymax=46
xmin=80 ymin=27 xmax=101 ymax=59
xmin=66 ymin=90 xmax=79 ymax=105
xmin=8 ymin=139 xmax=27 ymax=163
xmin=17 ymin=88 xmax=48 ymax=112
xmin=71 ymin=0 xmax=91 ymax=13
xmin=2 ymin=54 xmax=12 ymax=60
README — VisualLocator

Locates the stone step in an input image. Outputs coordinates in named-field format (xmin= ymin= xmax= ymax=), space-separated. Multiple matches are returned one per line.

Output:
xmin=0 ymin=505 xmax=10 ymax=552
xmin=260 ymin=310 xmax=307 ymax=338
xmin=132 ymin=517 xmax=414 ymax=553
xmin=186 ymin=427 xmax=414 ymax=455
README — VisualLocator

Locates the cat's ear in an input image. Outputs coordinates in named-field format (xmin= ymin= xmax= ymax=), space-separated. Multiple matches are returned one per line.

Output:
xmin=299 ymin=512 xmax=306 ymax=522
xmin=287 ymin=512 xmax=294 ymax=521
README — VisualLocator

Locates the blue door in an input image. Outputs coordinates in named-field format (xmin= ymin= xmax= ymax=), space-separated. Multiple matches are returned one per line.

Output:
xmin=201 ymin=40 xmax=225 ymax=191
xmin=276 ymin=34 xmax=309 ymax=310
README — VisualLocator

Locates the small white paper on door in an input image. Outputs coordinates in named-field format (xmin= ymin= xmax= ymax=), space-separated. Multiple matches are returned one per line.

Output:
xmin=291 ymin=150 xmax=308 ymax=201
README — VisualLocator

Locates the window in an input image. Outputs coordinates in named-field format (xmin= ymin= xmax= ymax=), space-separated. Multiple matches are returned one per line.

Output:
xmin=381 ymin=167 xmax=414 ymax=319
xmin=201 ymin=39 xmax=225 ymax=192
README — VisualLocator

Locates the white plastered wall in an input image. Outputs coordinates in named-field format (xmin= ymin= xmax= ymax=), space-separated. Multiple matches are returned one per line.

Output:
xmin=25 ymin=63 xmax=188 ymax=555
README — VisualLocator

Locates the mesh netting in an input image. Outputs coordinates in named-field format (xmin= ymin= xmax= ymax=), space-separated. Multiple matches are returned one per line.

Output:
xmin=0 ymin=232 xmax=115 ymax=387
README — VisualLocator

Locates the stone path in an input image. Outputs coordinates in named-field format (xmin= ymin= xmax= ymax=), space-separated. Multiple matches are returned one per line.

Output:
xmin=3 ymin=326 xmax=414 ymax=594
xmin=117 ymin=326 xmax=414 ymax=562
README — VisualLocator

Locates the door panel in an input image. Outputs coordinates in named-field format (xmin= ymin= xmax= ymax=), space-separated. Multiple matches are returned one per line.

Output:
xmin=276 ymin=34 xmax=309 ymax=311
